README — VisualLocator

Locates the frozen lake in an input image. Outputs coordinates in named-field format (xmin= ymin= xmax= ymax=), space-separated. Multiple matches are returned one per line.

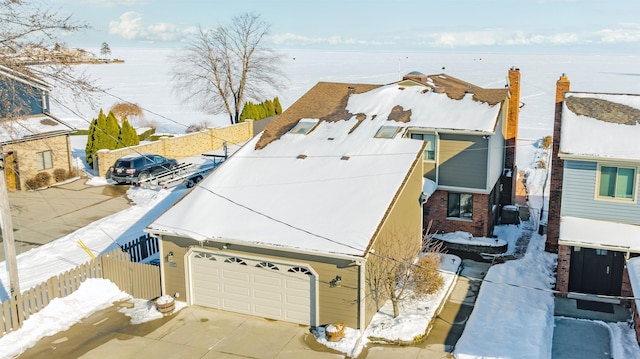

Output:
xmin=51 ymin=48 xmax=640 ymax=168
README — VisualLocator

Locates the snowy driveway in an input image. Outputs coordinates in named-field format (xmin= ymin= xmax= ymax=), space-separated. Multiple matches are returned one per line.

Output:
xmin=552 ymin=317 xmax=610 ymax=359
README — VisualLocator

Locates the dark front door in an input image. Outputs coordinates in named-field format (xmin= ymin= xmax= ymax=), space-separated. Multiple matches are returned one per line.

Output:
xmin=569 ymin=247 xmax=624 ymax=296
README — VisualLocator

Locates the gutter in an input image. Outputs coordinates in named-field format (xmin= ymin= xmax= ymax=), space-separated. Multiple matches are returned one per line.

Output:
xmin=146 ymin=229 xmax=367 ymax=264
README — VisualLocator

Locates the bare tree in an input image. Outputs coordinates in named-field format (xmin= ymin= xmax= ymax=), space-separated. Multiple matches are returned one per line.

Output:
xmin=0 ymin=0 xmax=99 ymax=119
xmin=171 ymin=12 xmax=285 ymax=125
xmin=367 ymin=223 xmax=445 ymax=318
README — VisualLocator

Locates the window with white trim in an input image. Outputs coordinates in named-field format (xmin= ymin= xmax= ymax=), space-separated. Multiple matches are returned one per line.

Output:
xmin=410 ymin=133 xmax=436 ymax=160
xmin=36 ymin=150 xmax=53 ymax=170
xmin=597 ymin=165 xmax=636 ymax=200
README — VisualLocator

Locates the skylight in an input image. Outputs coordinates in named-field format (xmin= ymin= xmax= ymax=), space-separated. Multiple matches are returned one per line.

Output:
xmin=289 ymin=119 xmax=318 ymax=135
xmin=374 ymin=125 xmax=401 ymax=139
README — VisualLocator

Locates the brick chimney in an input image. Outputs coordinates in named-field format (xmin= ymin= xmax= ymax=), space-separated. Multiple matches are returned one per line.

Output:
xmin=545 ymin=74 xmax=570 ymax=254
xmin=499 ymin=67 xmax=521 ymax=206
xmin=505 ymin=67 xmax=521 ymax=170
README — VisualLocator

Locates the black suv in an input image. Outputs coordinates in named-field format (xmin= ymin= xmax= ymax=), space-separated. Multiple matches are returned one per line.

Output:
xmin=109 ymin=153 xmax=178 ymax=184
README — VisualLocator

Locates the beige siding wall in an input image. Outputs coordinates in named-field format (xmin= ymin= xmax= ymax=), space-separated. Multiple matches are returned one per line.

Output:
xmin=95 ymin=122 xmax=253 ymax=177
xmin=3 ymin=134 xmax=72 ymax=190
xmin=159 ymin=237 xmax=361 ymax=328
xmin=364 ymin=154 xmax=423 ymax=326
xmin=160 ymin=236 xmax=192 ymax=299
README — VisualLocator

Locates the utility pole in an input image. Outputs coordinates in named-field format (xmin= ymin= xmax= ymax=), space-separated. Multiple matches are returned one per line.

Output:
xmin=0 ymin=164 xmax=19 ymax=298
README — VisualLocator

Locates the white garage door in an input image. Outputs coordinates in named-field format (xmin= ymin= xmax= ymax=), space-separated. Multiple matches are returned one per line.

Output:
xmin=189 ymin=250 xmax=314 ymax=325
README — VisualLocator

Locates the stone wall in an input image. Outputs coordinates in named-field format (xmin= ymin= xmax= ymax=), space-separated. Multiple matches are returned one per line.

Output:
xmin=95 ymin=122 xmax=252 ymax=178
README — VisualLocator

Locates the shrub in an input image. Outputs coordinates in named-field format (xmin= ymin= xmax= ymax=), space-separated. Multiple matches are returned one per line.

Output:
xmin=537 ymin=160 xmax=547 ymax=169
xmin=26 ymin=172 xmax=52 ymax=189
xmin=541 ymin=135 xmax=553 ymax=149
xmin=53 ymin=168 xmax=67 ymax=182
xmin=35 ymin=172 xmax=51 ymax=187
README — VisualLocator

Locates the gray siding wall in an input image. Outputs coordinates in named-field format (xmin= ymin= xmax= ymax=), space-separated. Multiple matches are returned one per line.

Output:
xmin=438 ymin=133 xmax=488 ymax=190
xmin=561 ymin=159 xmax=640 ymax=225
xmin=487 ymin=114 xmax=506 ymax=189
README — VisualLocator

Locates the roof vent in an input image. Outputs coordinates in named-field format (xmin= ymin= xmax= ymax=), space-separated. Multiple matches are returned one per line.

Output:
xmin=297 ymin=154 xmax=307 ymax=160
xmin=432 ymin=86 xmax=445 ymax=93
xmin=327 ymin=137 xmax=335 ymax=141
xmin=465 ymin=88 xmax=475 ymax=94
xmin=340 ymin=156 xmax=350 ymax=161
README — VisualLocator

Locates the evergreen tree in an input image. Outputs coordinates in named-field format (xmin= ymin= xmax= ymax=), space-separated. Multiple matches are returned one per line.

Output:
xmin=274 ymin=97 xmax=282 ymax=115
xmin=100 ymin=42 xmax=111 ymax=59
xmin=105 ymin=111 xmax=121 ymax=149
xmin=118 ymin=118 xmax=140 ymax=147
xmin=85 ymin=116 xmax=98 ymax=166
xmin=264 ymin=99 xmax=275 ymax=117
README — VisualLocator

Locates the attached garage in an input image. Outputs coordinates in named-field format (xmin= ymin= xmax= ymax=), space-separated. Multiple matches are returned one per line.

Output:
xmin=188 ymin=249 xmax=317 ymax=325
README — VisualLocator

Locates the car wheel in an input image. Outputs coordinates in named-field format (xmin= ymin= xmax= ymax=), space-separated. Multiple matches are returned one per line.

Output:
xmin=185 ymin=178 xmax=195 ymax=188
xmin=138 ymin=172 xmax=150 ymax=183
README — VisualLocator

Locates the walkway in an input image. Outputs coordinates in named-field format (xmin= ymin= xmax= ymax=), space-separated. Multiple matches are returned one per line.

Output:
xmin=552 ymin=317 xmax=611 ymax=359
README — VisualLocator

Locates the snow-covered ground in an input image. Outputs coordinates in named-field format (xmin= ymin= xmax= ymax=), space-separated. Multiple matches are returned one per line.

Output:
xmin=3 ymin=49 xmax=640 ymax=357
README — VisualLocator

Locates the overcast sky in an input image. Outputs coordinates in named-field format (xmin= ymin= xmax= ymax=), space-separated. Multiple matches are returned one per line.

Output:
xmin=49 ymin=0 xmax=640 ymax=53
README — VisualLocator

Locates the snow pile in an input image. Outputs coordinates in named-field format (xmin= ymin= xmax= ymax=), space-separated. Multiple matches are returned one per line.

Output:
xmin=434 ymin=231 xmax=507 ymax=248
xmin=493 ymin=224 xmax=523 ymax=255
xmin=454 ymin=232 xmax=557 ymax=359
xmin=607 ymin=321 xmax=640 ymax=359
xmin=314 ymin=254 xmax=461 ymax=357
xmin=119 ymin=297 xmax=187 ymax=325
xmin=0 ymin=279 xmax=130 ymax=359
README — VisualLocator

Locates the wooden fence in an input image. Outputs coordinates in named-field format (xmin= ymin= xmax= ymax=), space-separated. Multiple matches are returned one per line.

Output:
xmin=0 ymin=249 xmax=160 ymax=337
xmin=120 ymin=234 xmax=159 ymax=263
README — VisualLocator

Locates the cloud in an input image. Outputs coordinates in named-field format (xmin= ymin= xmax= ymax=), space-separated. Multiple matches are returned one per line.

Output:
xmin=597 ymin=25 xmax=640 ymax=43
xmin=269 ymin=33 xmax=392 ymax=47
xmin=109 ymin=11 xmax=190 ymax=42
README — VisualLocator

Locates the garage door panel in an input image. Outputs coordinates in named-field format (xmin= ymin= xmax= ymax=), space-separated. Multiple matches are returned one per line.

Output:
xmin=222 ymin=270 xmax=250 ymax=282
xmin=223 ymin=299 xmax=251 ymax=312
xmin=254 ymin=289 xmax=282 ymax=302
xmin=190 ymin=251 xmax=313 ymax=325
xmin=254 ymin=274 xmax=283 ymax=287
xmin=254 ymin=304 xmax=283 ymax=316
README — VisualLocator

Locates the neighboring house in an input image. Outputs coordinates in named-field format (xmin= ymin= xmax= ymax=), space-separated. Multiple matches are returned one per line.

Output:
xmin=547 ymin=74 xmax=640 ymax=302
xmin=146 ymin=69 xmax=519 ymax=329
xmin=0 ymin=65 xmax=76 ymax=190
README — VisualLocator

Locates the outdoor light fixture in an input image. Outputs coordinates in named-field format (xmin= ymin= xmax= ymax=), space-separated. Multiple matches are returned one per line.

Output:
xmin=330 ymin=275 xmax=342 ymax=288
xmin=166 ymin=251 xmax=174 ymax=262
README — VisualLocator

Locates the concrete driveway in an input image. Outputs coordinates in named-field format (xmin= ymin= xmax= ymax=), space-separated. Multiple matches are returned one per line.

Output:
xmin=552 ymin=317 xmax=611 ymax=359
xmin=19 ymin=303 xmax=343 ymax=359
xmin=2 ymin=178 xmax=131 ymax=260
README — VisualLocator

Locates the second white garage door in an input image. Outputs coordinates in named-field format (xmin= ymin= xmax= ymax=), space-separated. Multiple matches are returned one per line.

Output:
xmin=189 ymin=250 xmax=314 ymax=325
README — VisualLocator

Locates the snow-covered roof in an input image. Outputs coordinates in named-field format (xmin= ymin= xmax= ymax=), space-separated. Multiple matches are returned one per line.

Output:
xmin=0 ymin=114 xmax=75 ymax=144
xmin=148 ymin=119 xmax=423 ymax=257
xmin=256 ymin=80 xmax=507 ymax=150
xmin=148 ymin=78 xmax=508 ymax=257
xmin=559 ymin=216 xmax=640 ymax=252
xmin=559 ymin=92 xmax=640 ymax=161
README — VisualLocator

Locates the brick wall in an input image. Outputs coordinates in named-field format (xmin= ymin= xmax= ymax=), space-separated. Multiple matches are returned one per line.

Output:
xmin=556 ymin=244 xmax=571 ymax=296
xmin=95 ymin=121 xmax=253 ymax=177
xmin=424 ymin=188 xmax=495 ymax=237
xmin=546 ymin=75 xmax=570 ymax=253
